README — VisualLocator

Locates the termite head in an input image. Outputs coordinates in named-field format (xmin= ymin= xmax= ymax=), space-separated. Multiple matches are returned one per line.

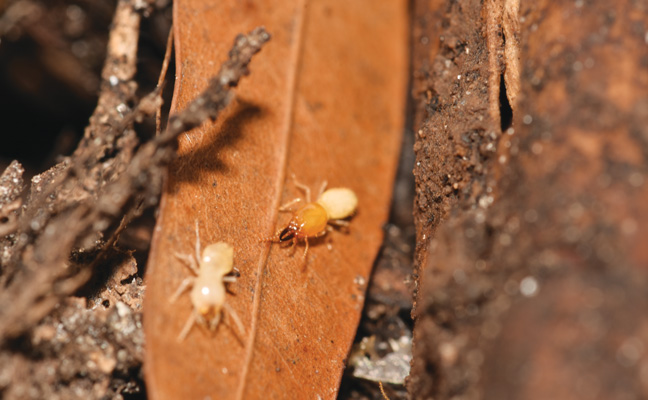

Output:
xmin=201 ymin=242 xmax=234 ymax=275
xmin=278 ymin=225 xmax=297 ymax=242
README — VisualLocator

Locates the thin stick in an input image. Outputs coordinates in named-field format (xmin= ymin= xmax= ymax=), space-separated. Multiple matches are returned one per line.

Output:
xmin=156 ymin=24 xmax=174 ymax=136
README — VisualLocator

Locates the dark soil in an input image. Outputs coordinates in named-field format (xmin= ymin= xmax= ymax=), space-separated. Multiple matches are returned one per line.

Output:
xmin=339 ymin=108 xmax=417 ymax=400
xmin=0 ymin=1 xmax=170 ymax=398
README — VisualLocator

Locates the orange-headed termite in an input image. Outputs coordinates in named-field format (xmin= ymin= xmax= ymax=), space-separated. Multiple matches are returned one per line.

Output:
xmin=262 ymin=175 xmax=358 ymax=262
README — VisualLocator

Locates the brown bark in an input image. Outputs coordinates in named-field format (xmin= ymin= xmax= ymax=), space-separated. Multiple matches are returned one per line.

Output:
xmin=410 ymin=0 xmax=648 ymax=398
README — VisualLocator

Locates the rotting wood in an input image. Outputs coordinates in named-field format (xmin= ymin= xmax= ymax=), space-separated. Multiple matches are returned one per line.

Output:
xmin=409 ymin=0 xmax=502 ymax=396
xmin=409 ymin=0 xmax=648 ymax=399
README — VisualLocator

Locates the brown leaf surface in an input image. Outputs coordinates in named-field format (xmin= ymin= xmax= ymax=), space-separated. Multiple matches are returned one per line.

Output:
xmin=143 ymin=1 xmax=408 ymax=399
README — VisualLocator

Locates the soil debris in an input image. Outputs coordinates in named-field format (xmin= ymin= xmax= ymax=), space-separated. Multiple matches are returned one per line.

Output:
xmin=0 ymin=0 xmax=270 ymax=397
xmin=0 ymin=19 xmax=270 ymax=343
xmin=0 ymin=160 xmax=24 ymax=239
xmin=0 ymin=297 xmax=144 ymax=400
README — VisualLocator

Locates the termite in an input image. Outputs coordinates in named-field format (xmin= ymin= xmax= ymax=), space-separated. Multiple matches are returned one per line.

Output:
xmin=170 ymin=221 xmax=244 ymax=342
xmin=262 ymin=175 xmax=358 ymax=262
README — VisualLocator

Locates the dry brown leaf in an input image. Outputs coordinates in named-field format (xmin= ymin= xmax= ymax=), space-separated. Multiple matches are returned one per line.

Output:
xmin=144 ymin=1 xmax=408 ymax=399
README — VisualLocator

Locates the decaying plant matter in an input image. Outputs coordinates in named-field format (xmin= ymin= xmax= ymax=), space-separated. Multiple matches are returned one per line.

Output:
xmin=0 ymin=0 xmax=269 ymax=397
xmin=408 ymin=0 xmax=648 ymax=399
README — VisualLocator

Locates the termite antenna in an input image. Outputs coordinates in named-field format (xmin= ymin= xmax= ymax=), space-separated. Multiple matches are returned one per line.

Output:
xmin=379 ymin=381 xmax=391 ymax=400
xmin=258 ymin=233 xmax=279 ymax=243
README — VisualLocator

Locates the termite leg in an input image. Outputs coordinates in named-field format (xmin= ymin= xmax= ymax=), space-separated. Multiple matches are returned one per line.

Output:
xmin=316 ymin=226 xmax=333 ymax=249
xmin=174 ymin=252 xmax=199 ymax=275
xmin=291 ymin=174 xmax=312 ymax=202
xmin=317 ymin=180 xmax=328 ymax=198
xmin=170 ymin=276 xmax=195 ymax=303
xmin=207 ymin=311 xmax=222 ymax=331
xmin=303 ymin=237 xmax=309 ymax=260
xmin=289 ymin=237 xmax=298 ymax=256
xmin=279 ymin=197 xmax=303 ymax=212
xmin=317 ymin=226 xmax=334 ymax=250
xmin=298 ymin=237 xmax=310 ymax=270
xmin=329 ymin=219 xmax=350 ymax=227
xmin=223 ymin=275 xmax=237 ymax=283
xmin=194 ymin=220 xmax=201 ymax=262
xmin=223 ymin=302 xmax=245 ymax=336
xmin=177 ymin=312 xmax=197 ymax=342
xmin=315 ymin=227 xmax=331 ymax=238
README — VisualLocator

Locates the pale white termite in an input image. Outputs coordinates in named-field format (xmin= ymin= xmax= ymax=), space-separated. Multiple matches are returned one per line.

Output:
xmin=170 ymin=221 xmax=244 ymax=342
xmin=262 ymin=175 xmax=358 ymax=261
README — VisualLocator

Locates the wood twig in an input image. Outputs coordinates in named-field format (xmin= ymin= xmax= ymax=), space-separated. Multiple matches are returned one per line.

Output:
xmin=0 ymin=0 xmax=270 ymax=343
